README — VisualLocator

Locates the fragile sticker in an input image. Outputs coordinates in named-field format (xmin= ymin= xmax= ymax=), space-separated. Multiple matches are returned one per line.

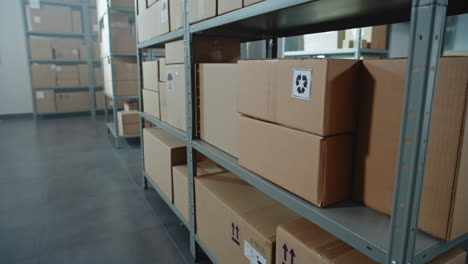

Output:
xmin=244 ymin=241 xmax=267 ymax=264
xmin=36 ymin=91 xmax=45 ymax=99
xmin=161 ymin=0 xmax=168 ymax=23
xmin=29 ymin=0 xmax=40 ymax=8
xmin=33 ymin=16 xmax=41 ymax=23
xmin=291 ymin=69 xmax=311 ymax=100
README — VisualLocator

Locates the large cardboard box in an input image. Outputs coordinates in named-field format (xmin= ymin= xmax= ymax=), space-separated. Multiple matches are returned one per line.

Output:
xmin=143 ymin=89 xmax=160 ymax=119
xmin=143 ymin=128 xmax=186 ymax=202
xmin=238 ymin=59 xmax=359 ymax=136
xmin=355 ymin=57 xmax=468 ymax=240
xmin=196 ymin=172 xmax=300 ymax=264
xmin=199 ymin=63 xmax=239 ymax=157
xmin=189 ymin=0 xmax=216 ymax=24
xmin=71 ymin=10 xmax=82 ymax=33
xmin=165 ymin=36 xmax=240 ymax=64
xmin=137 ymin=0 xmax=169 ymax=43
xmin=56 ymin=65 xmax=80 ymax=87
xmin=26 ymin=5 xmax=73 ymax=33
xmin=29 ymin=38 xmax=53 ymax=60
xmin=55 ymin=92 xmax=90 ymax=111
xmin=35 ymin=90 xmax=56 ymax=113
xmin=165 ymin=64 xmax=186 ymax=131
xmin=31 ymin=64 xmax=56 ymax=87
xmin=172 ymin=159 xmax=225 ymax=221
xmin=239 ymin=115 xmax=353 ymax=207
xmin=142 ymin=61 xmax=159 ymax=91
xmin=52 ymin=39 xmax=83 ymax=60
xmin=118 ymin=110 xmax=140 ymax=135
xmin=169 ymin=0 xmax=183 ymax=31
xmin=218 ymin=0 xmax=242 ymax=14
xmin=276 ymin=218 xmax=467 ymax=264
xmin=159 ymin=82 xmax=168 ymax=122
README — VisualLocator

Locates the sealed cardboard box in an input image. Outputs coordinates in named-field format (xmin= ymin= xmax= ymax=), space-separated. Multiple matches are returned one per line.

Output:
xmin=26 ymin=5 xmax=73 ymax=33
xmin=172 ymin=159 xmax=225 ymax=221
xmin=118 ymin=110 xmax=140 ymax=135
xmin=143 ymin=128 xmax=186 ymax=202
xmin=355 ymin=57 xmax=468 ymax=240
xmin=55 ymin=91 xmax=90 ymax=111
xmin=94 ymin=67 xmax=103 ymax=86
xmin=56 ymin=65 xmax=80 ymax=87
xmin=52 ymin=39 xmax=83 ymax=60
xmin=199 ymin=63 xmax=239 ymax=157
xmin=124 ymin=102 xmax=138 ymax=111
xmin=103 ymin=56 xmax=138 ymax=81
xmin=189 ymin=0 xmax=216 ymax=23
xmin=276 ymin=218 xmax=467 ymax=264
xmin=165 ymin=64 xmax=186 ymax=131
xmin=196 ymin=172 xmax=300 ymax=264
xmin=169 ymin=0 xmax=183 ymax=31
xmin=105 ymin=80 xmax=138 ymax=96
xmin=31 ymin=64 xmax=56 ymax=87
xmin=238 ymin=59 xmax=359 ymax=136
xmin=100 ymin=14 xmax=136 ymax=54
xmin=218 ymin=0 xmax=242 ymax=14
xmin=78 ymin=65 xmax=89 ymax=86
xmin=71 ymin=10 xmax=82 ymax=33
xmin=29 ymin=38 xmax=53 ymax=60
xmin=165 ymin=36 xmax=240 ymax=64
xmin=243 ymin=0 xmax=264 ymax=6
xmin=142 ymin=61 xmax=159 ymax=91
xmin=159 ymin=82 xmax=168 ymax=122
xmin=137 ymin=0 xmax=169 ymax=42
xmin=239 ymin=115 xmax=353 ymax=207
xmin=143 ymin=89 xmax=160 ymax=119
xmin=35 ymin=90 xmax=56 ymax=113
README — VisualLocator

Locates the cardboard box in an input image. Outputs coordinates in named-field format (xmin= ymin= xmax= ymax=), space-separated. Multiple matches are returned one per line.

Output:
xmin=355 ymin=57 xmax=468 ymax=240
xmin=165 ymin=64 xmax=186 ymax=131
xmin=369 ymin=25 xmax=388 ymax=49
xmin=165 ymin=36 xmax=240 ymax=64
xmin=239 ymin=115 xmax=353 ymax=207
xmin=100 ymin=14 xmax=136 ymax=54
xmin=276 ymin=218 xmax=467 ymax=264
xmin=103 ymin=56 xmax=138 ymax=81
xmin=196 ymin=172 xmax=300 ymax=264
xmin=105 ymin=80 xmax=139 ymax=96
xmin=31 ymin=64 xmax=56 ymax=87
xmin=169 ymin=0 xmax=183 ymax=31
xmin=218 ymin=0 xmax=242 ymax=14
xmin=94 ymin=67 xmax=103 ymax=86
xmin=71 ymin=10 xmax=82 ymax=33
xmin=137 ymin=0 xmax=169 ymax=43
xmin=118 ymin=110 xmax=140 ymax=135
xmin=78 ymin=65 xmax=89 ymax=86
xmin=35 ymin=90 xmax=56 ymax=113
xmin=189 ymin=0 xmax=216 ymax=24
xmin=55 ymin=92 xmax=90 ymax=111
xmin=142 ymin=61 xmax=159 ymax=91
xmin=243 ymin=0 xmax=264 ymax=6
xmin=95 ymin=91 xmax=104 ymax=110
xmin=199 ymin=63 xmax=239 ymax=157
xmin=237 ymin=59 xmax=359 ymax=136
xmin=110 ymin=0 xmax=134 ymax=8
xmin=159 ymin=82 xmax=168 ymax=122
xmin=26 ymin=5 xmax=73 ymax=33
xmin=172 ymin=159 xmax=225 ymax=221
xmin=52 ymin=39 xmax=83 ymax=60
xmin=124 ymin=102 xmax=138 ymax=111
xmin=143 ymin=128 xmax=186 ymax=202
xmin=56 ymin=65 xmax=80 ymax=87
xmin=143 ymin=89 xmax=160 ymax=119
xmin=29 ymin=38 xmax=53 ymax=60
xmin=159 ymin=58 xmax=167 ymax=82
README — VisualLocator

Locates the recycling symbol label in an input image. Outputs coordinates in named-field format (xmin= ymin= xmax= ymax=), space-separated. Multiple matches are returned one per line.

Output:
xmin=291 ymin=69 xmax=311 ymax=100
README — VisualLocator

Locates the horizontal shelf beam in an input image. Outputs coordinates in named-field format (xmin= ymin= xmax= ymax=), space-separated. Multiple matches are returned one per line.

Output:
xmin=283 ymin=48 xmax=388 ymax=57
xmin=101 ymin=52 xmax=137 ymax=58
xmin=23 ymin=0 xmax=82 ymax=8
xmin=32 ymin=86 xmax=103 ymax=91
xmin=138 ymin=30 xmax=183 ymax=49
xmin=27 ymin=31 xmax=85 ymax=38
xmin=36 ymin=109 xmax=91 ymax=115
xmin=30 ymin=59 xmax=99 ymax=64
xmin=140 ymin=112 xmax=186 ymax=141
xmin=104 ymin=92 xmax=139 ymax=100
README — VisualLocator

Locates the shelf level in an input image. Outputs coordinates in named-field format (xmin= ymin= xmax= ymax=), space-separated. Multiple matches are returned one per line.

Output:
xmin=36 ymin=109 xmax=91 ymax=116
xmin=30 ymin=59 xmax=99 ymax=64
xmin=23 ymin=0 xmax=82 ymax=8
xmin=27 ymin=31 xmax=85 ymax=38
xmin=140 ymin=112 xmax=186 ymax=141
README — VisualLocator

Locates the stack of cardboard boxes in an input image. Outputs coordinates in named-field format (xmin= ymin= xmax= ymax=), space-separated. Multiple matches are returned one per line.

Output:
xmin=100 ymin=13 xmax=136 ymax=55
xmin=103 ymin=57 xmax=138 ymax=96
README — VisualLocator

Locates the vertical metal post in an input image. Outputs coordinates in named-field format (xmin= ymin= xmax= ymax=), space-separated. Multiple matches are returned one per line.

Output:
xmin=21 ymin=0 xmax=37 ymax=119
xmin=183 ymin=0 xmax=198 ymax=260
xmin=354 ymin=28 xmax=362 ymax=59
xmin=387 ymin=1 xmax=447 ymax=264
xmin=81 ymin=0 xmax=97 ymax=119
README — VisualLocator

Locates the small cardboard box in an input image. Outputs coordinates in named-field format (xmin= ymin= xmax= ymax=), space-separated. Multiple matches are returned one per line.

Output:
xmin=55 ymin=92 xmax=90 ymax=111
xmin=276 ymin=218 xmax=467 ymax=264
xmin=143 ymin=89 xmax=160 ymax=119
xmin=218 ymin=0 xmax=242 ymax=14
xmin=31 ymin=64 xmax=56 ymax=87
xmin=56 ymin=65 xmax=80 ymax=87
xmin=165 ymin=64 xmax=186 ymax=131
xmin=169 ymin=0 xmax=183 ymax=31
xmin=35 ymin=90 xmax=56 ymax=113
xmin=142 ymin=61 xmax=159 ymax=91
xmin=104 ymin=80 xmax=138 ymax=96
xmin=199 ymin=63 xmax=239 ymax=157
xmin=118 ymin=110 xmax=139 ymax=135
xmin=355 ymin=57 xmax=468 ymax=240
xmin=239 ymin=115 xmax=353 ymax=207
xmin=237 ymin=59 xmax=360 ymax=136
xmin=52 ymin=39 xmax=83 ymax=60
xmin=29 ymin=38 xmax=53 ymax=60
xmin=165 ymin=36 xmax=240 ymax=65
xmin=124 ymin=102 xmax=138 ymax=111
xmin=26 ymin=5 xmax=73 ymax=33
xmin=143 ymin=128 xmax=186 ymax=202
xmin=172 ymin=159 xmax=225 ymax=221
xmin=189 ymin=0 xmax=216 ymax=24
xmin=196 ymin=172 xmax=300 ymax=264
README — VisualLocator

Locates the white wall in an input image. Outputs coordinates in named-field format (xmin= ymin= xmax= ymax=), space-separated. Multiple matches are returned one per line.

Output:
xmin=0 ymin=0 xmax=33 ymax=115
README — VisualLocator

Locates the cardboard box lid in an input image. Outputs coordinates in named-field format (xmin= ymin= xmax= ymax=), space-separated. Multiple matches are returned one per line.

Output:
xmin=237 ymin=58 xmax=359 ymax=136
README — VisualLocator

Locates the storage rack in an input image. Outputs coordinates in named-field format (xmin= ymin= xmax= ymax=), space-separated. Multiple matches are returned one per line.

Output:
xmin=136 ymin=0 xmax=468 ymax=263
xmin=98 ymin=1 xmax=138 ymax=148
xmin=22 ymin=0 xmax=102 ymax=118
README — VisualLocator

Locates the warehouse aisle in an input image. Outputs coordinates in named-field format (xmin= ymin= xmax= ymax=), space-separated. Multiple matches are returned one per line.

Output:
xmin=0 ymin=116 xmax=195 ymax=264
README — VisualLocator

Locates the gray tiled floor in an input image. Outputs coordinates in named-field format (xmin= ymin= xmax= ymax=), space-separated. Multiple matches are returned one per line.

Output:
xmin=0 ymin=115 xmax=197 ymax=264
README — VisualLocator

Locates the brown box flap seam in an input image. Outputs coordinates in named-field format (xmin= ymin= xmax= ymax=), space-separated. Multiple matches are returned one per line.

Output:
xmin=318 ymin=138 xmax=327 ymax=207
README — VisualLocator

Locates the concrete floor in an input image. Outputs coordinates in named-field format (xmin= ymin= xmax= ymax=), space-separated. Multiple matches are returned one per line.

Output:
xmin=0 ymin=115 xmax=202 ymax=264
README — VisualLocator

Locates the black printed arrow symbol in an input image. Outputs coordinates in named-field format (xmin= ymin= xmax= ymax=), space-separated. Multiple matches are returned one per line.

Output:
xmin=231 ymin=223 xmax=235 ymax=237
xmin=290 ymin=249 xmax=296 ymax=264
xmin=235 ymin=225 xmax=239 ymax=239
xmin=282 ymin=244 xmax=288 ymax=261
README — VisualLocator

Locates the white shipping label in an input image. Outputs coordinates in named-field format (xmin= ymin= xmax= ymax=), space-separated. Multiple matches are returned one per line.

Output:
xmin=56 ymin=66 xmax=62 ymax=72
xmin=33 ymin=16 xmax=41 ymax=23
xmin=291 ymin=69 xmax=312 ymax=100
xmin=36 ymin=91 xmax=45 ymax=99
xmin=161 ymin=0 xmax=168 ymax=23
xmin=50 ymin=64 xmax=56 ymax=70
xmin=244 ymin=241 xmax=267 ymax=264
xmin=72 ymin=49 xmax=78 ymax=55
xmin=29 ymin=0 xmax=40 ymax=8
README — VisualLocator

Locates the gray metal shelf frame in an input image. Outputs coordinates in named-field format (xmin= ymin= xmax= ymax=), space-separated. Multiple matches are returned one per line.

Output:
xmin=135 ymin=0 xmax=468 ymax=264
xmin=22 ymin=0 xmax=100 ymax=118
xmin=98 ymin=0 xmax=138 ymax=148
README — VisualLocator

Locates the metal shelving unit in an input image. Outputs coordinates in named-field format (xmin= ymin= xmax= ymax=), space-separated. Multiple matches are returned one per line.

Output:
xmin=22 ymin=0 xmax=100 ymax=118
xmin=98 ymin=1 xmax=138 ymax=148
xmin=136 ymin=0 xmax=468 ymax=263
